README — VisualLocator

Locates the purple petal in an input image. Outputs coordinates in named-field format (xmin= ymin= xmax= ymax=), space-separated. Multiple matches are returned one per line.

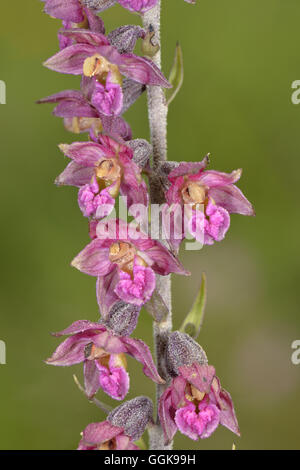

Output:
xmin=52 ymin=320 xmax=105 ymax=337
xmin=122 ymin=337 xmax=164 ymax=384
xmin=211 ymin=376 xmax=240 ymax=436
xmin=84 ymin=359 xmax=101 ymax=398
xmin=55 ymin=161 xmax=93 ymax=187
xmin=158 ymin=380 xmax=184 ymax=444
xmin=179 ymin=363 xmax=216 ymax=393
xmin=168 ymin=156 xmax=210 ymax=180
xmin=143 ymin=243 xmax=190 ymax=276
xmin=59 ymin=141 xmax=109 ymax=166
xmin=71 ymin=239 xmax=113 ymax=276
xmin=197 ymin=169 xmax=242 ymax=188
xmin=59 ymin=28 xmax=110 ymax=47
xmin=82 ymin=421 xmax=123 ymax=445
xmin=209 ymin=185 xmax=255 ymax=216
xmin=96 ymin=270 xmax=120 ymax=319
xmin=97 ymin=360 xmax=129 ymax=400
xmin=43 ymin=0 xmax=84 ymax=23
xmin=43 ymin=44 xmax=97 ymax=74
xmin=46 ymin=333 xmax=93 ymax=366
xmin=115 ymin=264 xmax=155 ymax=306
xmin=118 ymin=0 xmax=158 ymax=13
xmin=119 ymin=54 xmax=171 ymax=88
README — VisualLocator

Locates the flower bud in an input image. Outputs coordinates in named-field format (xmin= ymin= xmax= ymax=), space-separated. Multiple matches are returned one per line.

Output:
xmin=105 ymin=301 xmax=140 ymax=336
xmin=108 ymin=396 xmax=153 ymax=441
xmin=166 ymin=331 xmax=208 ymax=377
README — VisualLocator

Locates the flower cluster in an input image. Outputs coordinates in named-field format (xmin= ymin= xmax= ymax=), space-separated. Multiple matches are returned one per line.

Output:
xmin=41 ymin=0 xmax=253 ymax=450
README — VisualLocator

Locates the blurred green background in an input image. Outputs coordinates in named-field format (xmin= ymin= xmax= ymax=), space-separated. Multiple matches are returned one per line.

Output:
xmin=0 ymin=0 xmax=299 ymax=450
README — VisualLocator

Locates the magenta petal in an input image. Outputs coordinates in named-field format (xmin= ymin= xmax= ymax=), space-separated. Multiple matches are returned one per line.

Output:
xmin=91 ymin=77 xmax=123 ymax=116
xmin=198 ymin=169 xmax=242 ymax=188
xmin=52 ymin=320 xmax=105 ymax=337
xmin=179 ymin=363 xmax=216 ymax=393
xmin=82 ymin=421 xmax=123 ymax=445
xmin=209 ymin=185 xmax=255 ymax=216
xmin=122 ymin=337 xmax=164 ymax=384
xmin=159 ymin=384 xmax=182 ymax=444
xmin=168 ymin=157 xmax=209 ymax=180
xmin=84 ymin=360 xmax=100 ymax=398
xmin=119 ymin=54 xmax=172 ymax=88
xmin=210 ymin=376 xmax=240 ymax=436
xmin=43 ymin=0 xmax=84 ymax=23
xmin=118 ymin=0 xmax=158 ymax=13
xmin=60 ymin=141 xmax=108 ymax=167
xmin=93 ymin=330 xmax=127 ymax=354
xmin=97 ymin=361 xmax=129 ymax=400
xmin=58 ymin=28 xmax=110 ymax=47
xmin=115 ymin=264 xmax=155 ymax=306
xmin=175 ymin=403 xmax=203 ymax=440
xmin=55 ymin=161 xmax=93 ymax=187
xmin=144 ymin=243 xmax=190 ymax=276
xmin=46 ymin=334 xmax=92 ymax=366
xmin=96 ymin=270 xmax=120 ymax=319
xmin=71 ymin=239 xmax=113 ymax=276
xmin=43 ymin=44 xmax=97 ymax=74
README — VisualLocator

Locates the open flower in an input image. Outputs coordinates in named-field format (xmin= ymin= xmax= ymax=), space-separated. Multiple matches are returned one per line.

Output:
xmin=165 ymin=156 xmax=255 ymax=247
xmin=43 ymin=27 xmax=171 ymax=87
xmin=72 ymin=219 xmax=189 ymax=307
xmin=159 ymin=362 xmax=240 ymax=443
xmin=57 ymin=135 xmax=148 ymax=219
xmin=46 ymin=320 xmax=163 ymax=400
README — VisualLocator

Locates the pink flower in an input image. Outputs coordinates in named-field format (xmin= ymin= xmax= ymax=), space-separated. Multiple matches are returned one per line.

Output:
xmin=46 ymin=320 xmax=164 ymax=400
xmin=166 ymin=156 xmax=255 ymax=247
xmin=57 ymin=135 xmax=148 ymax=218
xmin=159 ymin=362 xmax=240 ymax=444
xmin=71 ymin=219 xmax=189 ymax=308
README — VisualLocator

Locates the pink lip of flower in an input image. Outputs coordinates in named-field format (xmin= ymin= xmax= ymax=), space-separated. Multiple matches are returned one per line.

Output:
xmin=165 ymin=156 xmax=255 ymax=246
xmin=158 ymin=362 xmax=240 ymax=444
xmin=77 ymin=421 xmax=139 ymax=450
xmin=56 ymin=135 xmax=148 ymax=216
xmin=91 ymin=72 xmax=124 ymax=116
xmin=78 ymin=178 xmax=116 ymax=218
xmin=46 ymin=320 xmax=164 ymax=400
xmin=43 ymin=27 xmax=171 ymax=89
xmin=71 ymin=218 xmax=189 ymax=307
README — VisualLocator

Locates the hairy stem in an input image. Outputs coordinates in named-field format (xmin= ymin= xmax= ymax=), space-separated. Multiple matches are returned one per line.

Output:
xmin=143 ymin=2 xmax=173 ymax=451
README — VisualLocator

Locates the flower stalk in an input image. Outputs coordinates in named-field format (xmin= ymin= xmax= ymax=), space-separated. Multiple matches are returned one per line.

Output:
xmin=143 ymin=2 xmax=173 ymax=450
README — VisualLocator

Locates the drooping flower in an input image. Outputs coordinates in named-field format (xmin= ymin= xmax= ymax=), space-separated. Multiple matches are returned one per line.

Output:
xmin=72 ymin=219 xmax=189 ymax=307
xmin=57 ymin=135 xmax=148 ymax=219
xmin=43 ymin=28 xmax=171 ymax=88
xmin=78 ymin=396 xmax=153 ymax=450
xmin=37 ymin=71 xmax=147 ymax=141
xmin=159 ymin=332 xmax=240 ymax=443
xmin=165 ymin=156 xmax=255 ymax=248
xmin=46 ymin=320 xmax=163 ymax=400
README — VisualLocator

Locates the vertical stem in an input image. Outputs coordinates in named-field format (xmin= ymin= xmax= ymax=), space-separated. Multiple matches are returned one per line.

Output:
xmin=143 ymin=2 xmax=173 ymax=451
